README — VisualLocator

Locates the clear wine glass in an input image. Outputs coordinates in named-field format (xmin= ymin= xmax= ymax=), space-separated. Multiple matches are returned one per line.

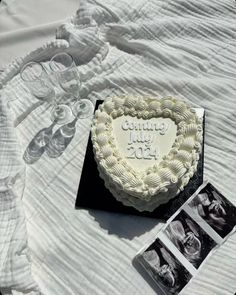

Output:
xmin=20 ymin=61 xmax=72 ymax=125
xmin=71 ymin=99 xmax=94 ymax=119
xmin=50 ymin=52 xmax=94 ymax=119
xmin=20 ymin=61 xmax=55 ymax=101
xmin=50 ymin=96 xmax=73 ymax=125
xmin=49 ymin=52 xmax=80 ymax=94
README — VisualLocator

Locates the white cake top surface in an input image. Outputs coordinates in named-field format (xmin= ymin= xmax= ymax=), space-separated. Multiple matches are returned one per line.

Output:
xmin=91 ymin=96 xmax=203 ymax=210
xmin=112 ymin=116 xmax=177 ymax=172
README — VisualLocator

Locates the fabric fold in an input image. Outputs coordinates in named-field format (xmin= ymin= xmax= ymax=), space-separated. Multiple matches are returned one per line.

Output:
xmin=0 ymin=95 xmax=40 ymax=294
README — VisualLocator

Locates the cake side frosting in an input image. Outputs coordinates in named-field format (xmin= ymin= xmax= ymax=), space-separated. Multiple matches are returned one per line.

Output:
xmin=96 ymin=164 xmax=181 ymax=212
xmin=91 ymin=96 xmax=202 ymax=205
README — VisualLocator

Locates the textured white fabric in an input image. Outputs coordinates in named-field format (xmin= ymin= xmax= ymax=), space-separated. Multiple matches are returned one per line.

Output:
xmin=1 ymin=0 xmax=236 ymax=295
xmin=0 ymin=94 xmax=39 ymax=293
xmin=0 ymin=0 xmax=79 ymax=68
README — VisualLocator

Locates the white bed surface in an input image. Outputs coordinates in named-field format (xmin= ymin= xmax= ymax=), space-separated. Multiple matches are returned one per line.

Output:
xmin=0 ymin=0 xmax=236 ymax=295
xmin=0 ymin=0 xmax=79 ymax=67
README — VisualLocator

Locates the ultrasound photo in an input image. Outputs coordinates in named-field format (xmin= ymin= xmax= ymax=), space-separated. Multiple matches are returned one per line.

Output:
xmin=140 ymin=238 xmax=192 ymax=295
xmin=164 ymin=210 xmax=217 ymax=269
xmin=188 ymin=183 xmax=236 ymax=239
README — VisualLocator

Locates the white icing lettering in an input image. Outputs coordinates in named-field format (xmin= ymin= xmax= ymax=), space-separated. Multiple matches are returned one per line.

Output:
xmin=160 ymin=122 xmax=169 ymax=135
xmin=127 ymin=146 xmax=135 ymax=159
xmin=128 ymin=131 xmax=153 ymax=145
xmin=143 ymin=122 xmax=148 ymax=131
xmin=136 ymin=147 xmax=143 ymax=159
xmin=121 ymin=119 xmax=168 ymax=161
xmin=134 ymin=122 xmax=142 ymax=130
xmin=126 ymin=146 xmax=159 ymax=160
xmin=122 ymin=120 xmax=129 ymax=130
xmin=121 ymin=119 xmax=169 ymax=134
xmin=129 ymin=122 xmax=134 ymax=130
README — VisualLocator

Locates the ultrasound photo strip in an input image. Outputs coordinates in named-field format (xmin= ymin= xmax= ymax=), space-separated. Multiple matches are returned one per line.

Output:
xmin=160 ymin=181 xmax=236 ymax=272
xmin=164 ymin=210 xmax=217 ymax=270
xmin=185 ymin=182 xmax=236 ymax=242
xmin=136 ymin=238 xmax=193 ymax=295
xmin=135 ymin=181 xmax=236 ymax=294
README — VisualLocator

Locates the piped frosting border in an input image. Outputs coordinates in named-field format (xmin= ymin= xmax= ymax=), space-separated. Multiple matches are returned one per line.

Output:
xmin=91 ymin=96 xmax=202 ymax=203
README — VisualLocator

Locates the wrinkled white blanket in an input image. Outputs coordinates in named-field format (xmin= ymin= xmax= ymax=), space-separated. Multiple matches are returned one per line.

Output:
xmin=1 ymin=0 xmax=236 ymax=294
xmin=0 ymin=0 xmax=79 ymax=68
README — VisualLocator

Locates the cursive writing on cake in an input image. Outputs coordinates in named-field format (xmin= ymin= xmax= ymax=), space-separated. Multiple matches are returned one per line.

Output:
xmin=121 ymin=119 xmax=169 ymax=160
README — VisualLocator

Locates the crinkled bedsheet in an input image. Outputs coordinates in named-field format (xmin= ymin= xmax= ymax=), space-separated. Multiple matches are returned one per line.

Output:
xmin=0 ymin=0 xmax=236 ymax=294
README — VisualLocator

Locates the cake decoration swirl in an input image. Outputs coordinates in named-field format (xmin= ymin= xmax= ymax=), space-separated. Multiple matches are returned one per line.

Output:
xmin=91 ymin=96 xmax=203 ymax=211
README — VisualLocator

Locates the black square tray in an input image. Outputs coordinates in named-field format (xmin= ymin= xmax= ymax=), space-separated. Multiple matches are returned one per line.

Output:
xmin=75 ymin=101 xmax=205 ymax=220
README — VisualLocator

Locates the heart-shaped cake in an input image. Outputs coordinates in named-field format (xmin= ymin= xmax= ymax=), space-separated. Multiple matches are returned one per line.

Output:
xmin=91 ymin=96 xmax=202 ymax=211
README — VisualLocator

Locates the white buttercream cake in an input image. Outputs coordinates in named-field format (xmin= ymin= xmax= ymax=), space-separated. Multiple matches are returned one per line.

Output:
xmin=91 ymin=96 xmax=203 ymax=212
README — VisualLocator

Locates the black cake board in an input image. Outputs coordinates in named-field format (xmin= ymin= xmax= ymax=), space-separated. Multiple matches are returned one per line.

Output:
xmin=75 ymin=101 xmax=205 ymax=220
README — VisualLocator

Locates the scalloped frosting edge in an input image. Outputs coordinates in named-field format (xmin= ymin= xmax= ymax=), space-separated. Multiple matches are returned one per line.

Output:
xmin=91 ymin=95 xmax=203 ymax=206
